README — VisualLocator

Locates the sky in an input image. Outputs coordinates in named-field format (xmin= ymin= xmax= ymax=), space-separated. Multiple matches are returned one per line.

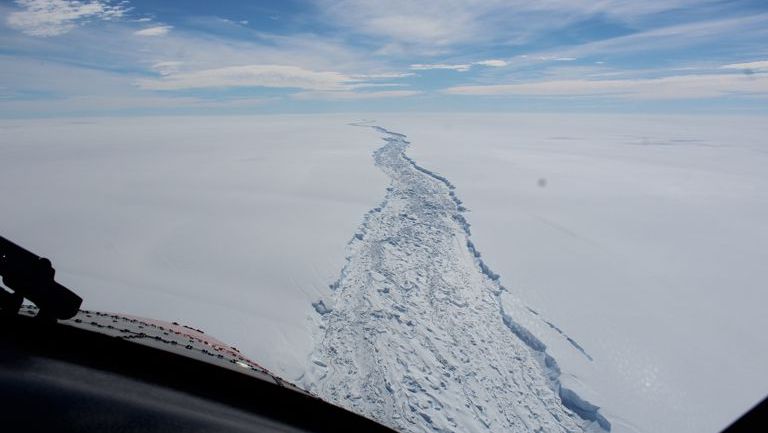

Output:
xmin=1 ymin=0 xmax=768 ymax=117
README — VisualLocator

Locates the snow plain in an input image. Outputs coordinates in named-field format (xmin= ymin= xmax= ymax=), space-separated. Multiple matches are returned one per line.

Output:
xmin=1 ymin=114 xmax=766 ymax=433
xmin=0 ymin=115 xmax=387 ymax=378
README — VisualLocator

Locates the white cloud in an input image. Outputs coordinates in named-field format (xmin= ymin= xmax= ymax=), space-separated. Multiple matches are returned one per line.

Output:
xmin=353 ymin=72 xmax=415 ymax=79
xmin=410 ymin=63 xmax=472 ymax=72
xmin=6 ymin=0 xmax=128 ymax=37
xmin=136 ymin=64 xmax=360 ymax=91
xmin=137 ymin=64 xmax=415 ymax=96
xmin=134 ymin=25 xmax=171 ymax=37
xmin=410 ymin=59 xmax=509 ymax=72
xmin=151 ymin=61 xmax=183 ymax=76
xmin=535 ymin=56 xmax=577 ymax=61
xmin=293 ymin=90 xmax=422 ymax=100
xmin=348 ymin=83 xmax=407 ymax=89
xmin=3 ymin=14 xmax=393 ymax=92
xmin=444 ymin=74 xmax=768 ymax=99
xmin=0 ymin=94 xmax=274 ymax=114
xmin=721 ymin=60 xmax=768 ymax=72
xmin=315 ymin=0 xmax=515 ymax=48
xmin=312 ymin=0 xmax=709 ymax=50
xmin=474 ymin=59 xmax=509 ymax=67
xmin=530 ymin=14 xmax=768 ymax=63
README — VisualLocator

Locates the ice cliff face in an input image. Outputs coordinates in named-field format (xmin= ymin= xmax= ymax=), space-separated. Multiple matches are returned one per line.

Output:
xmin=304 ymin=124 xmax=608 ymax=433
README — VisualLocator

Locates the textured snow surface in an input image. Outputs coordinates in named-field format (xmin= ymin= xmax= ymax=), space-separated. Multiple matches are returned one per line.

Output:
xmin=379 ymin=114 xmax=768 ymax=433
xmin=305 ymin=123 xmax=607 ymax=432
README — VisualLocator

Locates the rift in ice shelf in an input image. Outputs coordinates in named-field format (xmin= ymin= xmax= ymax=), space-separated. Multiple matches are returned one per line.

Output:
xmin=0 ymin=235 xmax=82 ymax=321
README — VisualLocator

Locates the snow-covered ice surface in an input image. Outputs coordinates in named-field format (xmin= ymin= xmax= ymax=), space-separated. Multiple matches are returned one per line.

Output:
xmin=0 ymin=115 xmax=387 ymax=379
xmin=305 ymin=123 xmax=608 ymax=432
xmin=2 ymin=114 xmax=767 ymax=433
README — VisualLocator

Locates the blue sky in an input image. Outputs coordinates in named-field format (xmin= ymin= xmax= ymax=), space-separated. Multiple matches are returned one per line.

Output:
xmin=1 ymin=0 xmax=767 ymax=117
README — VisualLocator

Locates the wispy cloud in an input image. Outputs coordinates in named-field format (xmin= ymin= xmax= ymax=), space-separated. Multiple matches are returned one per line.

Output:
xmin=352 ymin=72 xmax=415 ymax=79
xmin=6 ymin=0 xmax=128 ymax=37
xmin=721 ymin=60 xmax=768 ymax=72
xmin=528 ymin=14 xmax=768 ymax=62
xmin=410 ymin=63 xmax=472 ymax=72
xmin=0 ymin=94 xmax=274 ymax=114
xmin=312 ymin=0 xmax=711 ymax=52
xmin=137 ymin=64 xmax=365 ymax=91
xmin=3 ymin=0 xmax=768 ymax=115
xmin=444 ymin=73 xmax=768 ymax=99
xmin=293 ymin=90 xmax=422 ymax=100
xmin=134 ymin=25 xmax=171 ymax=37
xmin=474 ymin=59 xmax=509 ymax=67
xmin=151 ymin=61 xmax=183 ymax=76
xmin=537 ymin=56 xmax=577 ymax=61
xmin=136 ymin=64 xmax=420 ymax=100
xmin=410 ymin=59 xmax=509 ymax=72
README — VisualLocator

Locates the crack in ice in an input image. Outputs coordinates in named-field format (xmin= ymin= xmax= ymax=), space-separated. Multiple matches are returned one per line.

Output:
xmin=304 ymin=123 xmax=609 ymax=432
